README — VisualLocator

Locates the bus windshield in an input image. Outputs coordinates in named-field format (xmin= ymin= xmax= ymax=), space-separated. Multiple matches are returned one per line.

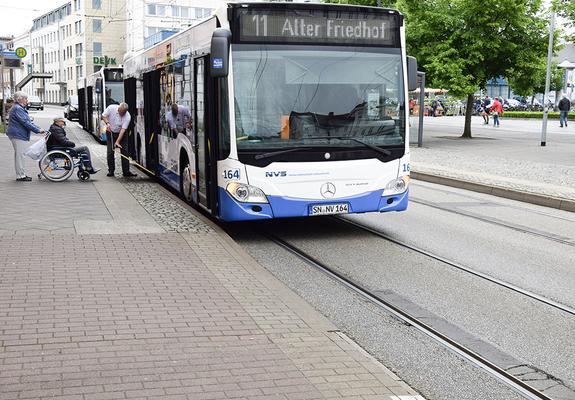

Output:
xmin=105 ymin=82 xmax=124 ymax=107
xmin=232 ymin=45 xmax=405 ymax=152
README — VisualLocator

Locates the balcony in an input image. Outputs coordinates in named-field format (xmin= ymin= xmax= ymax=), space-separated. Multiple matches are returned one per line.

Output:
xmin=144 ymin=29 xmax=179 ymax=49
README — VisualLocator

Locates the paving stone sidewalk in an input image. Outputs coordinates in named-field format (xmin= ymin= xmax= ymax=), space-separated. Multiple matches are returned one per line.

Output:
xmin=0 ymin=125 xmax=424 ymax=399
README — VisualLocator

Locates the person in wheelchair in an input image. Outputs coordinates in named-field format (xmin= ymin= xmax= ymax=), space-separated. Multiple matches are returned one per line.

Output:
xmin=47 ymin=117 xmax=100 ymax=174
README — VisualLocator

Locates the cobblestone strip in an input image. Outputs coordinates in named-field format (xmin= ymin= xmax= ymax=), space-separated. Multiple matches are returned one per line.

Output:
xmin=182 ymin=233 xmax=422 ymax=399
xmin=122 ymin=181 xmax=214 ymax=234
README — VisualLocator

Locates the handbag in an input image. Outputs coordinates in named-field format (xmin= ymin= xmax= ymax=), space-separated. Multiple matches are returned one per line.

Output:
xmin=24 ymin=137 xmax=47 ymax=160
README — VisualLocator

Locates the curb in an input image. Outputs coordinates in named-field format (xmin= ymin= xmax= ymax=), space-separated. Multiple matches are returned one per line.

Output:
xmin=411 ymin=171 xmax=575 ymax=213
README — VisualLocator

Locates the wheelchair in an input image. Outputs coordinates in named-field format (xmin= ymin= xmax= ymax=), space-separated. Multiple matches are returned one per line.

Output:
xmin=38 ymin=148 xmax=92 ymax=182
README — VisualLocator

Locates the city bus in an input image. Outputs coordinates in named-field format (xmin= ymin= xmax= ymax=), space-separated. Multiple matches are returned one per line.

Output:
xmin=78 ymin=67 xmax=124 ymax=142
xmin=123 ymin=2 xmax=417 ymax=221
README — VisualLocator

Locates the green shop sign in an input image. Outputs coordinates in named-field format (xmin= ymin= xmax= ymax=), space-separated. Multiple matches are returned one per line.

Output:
xmin=93 ymin=56 xmax=117 ymax=65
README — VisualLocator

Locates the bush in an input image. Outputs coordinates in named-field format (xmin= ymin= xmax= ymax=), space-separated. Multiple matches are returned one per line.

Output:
xmin=502 ymin=111 xmax=575 ymax=120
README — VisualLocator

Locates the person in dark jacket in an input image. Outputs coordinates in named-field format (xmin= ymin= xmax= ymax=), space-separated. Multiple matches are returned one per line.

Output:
xmin=558 ymin=95 xmax=571 ymax=128
xmin=6 ymin=91 xmax=46 ymax=181
xmin=47 ymin=117 xmax=99 ymax=174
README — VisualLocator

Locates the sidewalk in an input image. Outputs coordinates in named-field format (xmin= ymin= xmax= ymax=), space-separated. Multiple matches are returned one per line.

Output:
xmin=409 ymin=116 xmax=575 ymax=211
xmin=0 ymin=124 xmax=423 ymax=399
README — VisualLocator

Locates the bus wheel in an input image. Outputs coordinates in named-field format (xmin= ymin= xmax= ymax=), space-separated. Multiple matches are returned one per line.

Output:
xmin=181 ymin=159 xmax=193 ymax=204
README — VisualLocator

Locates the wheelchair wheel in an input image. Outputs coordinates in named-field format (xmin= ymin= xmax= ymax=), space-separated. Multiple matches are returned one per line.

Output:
xmin=39 ymin=150 xmax=75 ymax=182
xmin=77 ymin=171 xmax=90 ymax=181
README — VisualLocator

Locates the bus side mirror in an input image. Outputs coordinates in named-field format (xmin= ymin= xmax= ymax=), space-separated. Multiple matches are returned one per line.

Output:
xmin=407 ymin=56 xmax=418 ymax=92
xmin=210 ymin=28 xmax=232 ymax=78
xmin=95 ymin=79 xmax=102 ymax=94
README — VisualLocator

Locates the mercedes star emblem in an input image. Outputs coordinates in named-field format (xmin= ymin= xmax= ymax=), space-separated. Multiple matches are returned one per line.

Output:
xmin=320 ymin=182 xmax=336 ymax=198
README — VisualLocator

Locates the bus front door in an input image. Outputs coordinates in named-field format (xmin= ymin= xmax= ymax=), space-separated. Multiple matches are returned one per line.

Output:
xmin=194 ymin=56 xmax=218 ymax=216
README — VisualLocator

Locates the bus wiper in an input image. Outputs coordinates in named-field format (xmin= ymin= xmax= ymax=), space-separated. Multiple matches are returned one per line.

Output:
xmin=254 ymin=147 xmax=313 ymax=160
xmin=308 ymin=136 xmax=392 ymax=156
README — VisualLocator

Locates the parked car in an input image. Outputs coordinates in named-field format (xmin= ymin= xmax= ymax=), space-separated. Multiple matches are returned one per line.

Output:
xmin=63 ymin=95 xmax=79 ymax=120
xmin=26 ymin=95 xmax=44 ymax=111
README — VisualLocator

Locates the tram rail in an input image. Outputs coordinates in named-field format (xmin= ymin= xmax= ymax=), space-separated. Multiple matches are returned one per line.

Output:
xmin=263 ymin=231 xmax=555 ymax=400
xmin=334 ymin=216 xmax=575 ymax=318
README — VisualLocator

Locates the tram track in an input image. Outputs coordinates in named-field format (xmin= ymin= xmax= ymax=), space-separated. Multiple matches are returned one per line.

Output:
xmin=261 ymin=231 xmax=556 ymax=400
xmin=409 ymin=196 xmax=575 ymax=248
xmin=334 ymin=216 xmax=575 ymax=318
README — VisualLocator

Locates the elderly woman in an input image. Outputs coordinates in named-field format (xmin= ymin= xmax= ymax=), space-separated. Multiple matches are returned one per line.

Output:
xmin=47 ymin=117 xmax=99 ymax=174
xmin=6 ymin=91 xmax=45 ymax=181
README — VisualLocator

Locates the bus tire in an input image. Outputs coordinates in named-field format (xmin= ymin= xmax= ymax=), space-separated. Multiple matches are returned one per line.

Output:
xmin=180 ymin=153 xmax=194 ymax=204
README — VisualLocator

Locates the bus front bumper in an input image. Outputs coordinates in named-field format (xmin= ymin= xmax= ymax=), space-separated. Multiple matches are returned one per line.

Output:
xmin=218 ymin=187 xmax=408 ymax=222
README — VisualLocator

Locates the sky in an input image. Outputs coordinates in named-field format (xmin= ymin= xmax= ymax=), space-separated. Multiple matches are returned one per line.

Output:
xmin=0 ymin=0 xmax=68 ymax=38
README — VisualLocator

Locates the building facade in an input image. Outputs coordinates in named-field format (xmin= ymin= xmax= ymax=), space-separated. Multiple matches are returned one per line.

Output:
xmin=29 ymin=0 xmax=126 ymax=104
xmin=8 ymin=32 xmax=33 ymax=98
xmin=126 ymin=0 xmax=221 ymax=53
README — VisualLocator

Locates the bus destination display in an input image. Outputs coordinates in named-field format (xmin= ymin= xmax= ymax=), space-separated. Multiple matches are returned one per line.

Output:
xmin=104 ymin=70 xmax=123 ymax=81
xmin=238 ymin=10 xmax=398 ymax=46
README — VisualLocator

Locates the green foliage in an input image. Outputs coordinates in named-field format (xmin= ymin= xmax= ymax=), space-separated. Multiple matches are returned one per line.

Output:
xmin=397 ymin=0 xmax=548 ymax=97
xmin=502 ymin=111 xmax=575 ymax=119
xmin=395 ymin=0 xmax=549 ymax=137
xmin=553 ymin=0 xmax=575 ymax=38
xmin=510 ymin=62 xmax=565 ymax=97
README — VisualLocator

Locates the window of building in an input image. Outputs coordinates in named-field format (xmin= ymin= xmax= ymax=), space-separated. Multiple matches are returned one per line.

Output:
xmin=147 ymin=4 xmax=166 ymax=16
xmin=76 ymin=65 xmax=83 ymax=78
xmin=145 ymin=26 xmax=163 ymax=37
xmin=93 ymin=19 xmax=102 ymax=32
xmin=75 ymin=43 xmax=83 ymax=57
xmin=92 ymin=0 xmax=101 ymax=10
xmin=93 ymin=42 xmax=102 ymax=57
xmin=170 ymin=6 xmax=190 ymax=18
xmin=75 ymin=20 xmax=83 ymax=34
xmin=93 ymin=65 xmax=101 ymax=73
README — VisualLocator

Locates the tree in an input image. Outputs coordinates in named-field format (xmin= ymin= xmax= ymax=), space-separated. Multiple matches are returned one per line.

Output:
xmin=397 ymin=0 xmax=549 ymax=138
xmin=553 ymin=0 xmax=575 ymax=40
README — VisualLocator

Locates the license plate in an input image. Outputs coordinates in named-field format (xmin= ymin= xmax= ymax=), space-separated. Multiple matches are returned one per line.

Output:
xmin=310 ymin=203 xmax=349 ymax=216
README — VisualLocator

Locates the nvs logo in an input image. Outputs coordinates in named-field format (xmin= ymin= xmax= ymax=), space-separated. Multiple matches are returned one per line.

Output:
xmin=265 ymin=171 xmax=287 ymax=178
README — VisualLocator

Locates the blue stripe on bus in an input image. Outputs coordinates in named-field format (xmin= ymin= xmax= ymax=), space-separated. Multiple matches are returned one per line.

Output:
xmin=158 ymin=164 xmax=180 ymax=191
xmin=218 ymin=187 xmax=409 ymax=222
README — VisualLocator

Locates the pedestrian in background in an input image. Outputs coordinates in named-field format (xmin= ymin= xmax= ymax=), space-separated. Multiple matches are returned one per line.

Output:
xmin=431 ymin=97 xmax=439 ymax=117
xmin=481 ymin=96 xmax=491 ymax=125
xmin=558 ymin=95 xmax=571 ymax=128
xmin=490 ymin=97 xmax=504 ymax=127
xmin=102 ymin=102 xmax=136 ymax=178
xmin=3 ymin=98 xmax=14 ymax=123
xmin=6 ymin=91 xmax=45 ymax=181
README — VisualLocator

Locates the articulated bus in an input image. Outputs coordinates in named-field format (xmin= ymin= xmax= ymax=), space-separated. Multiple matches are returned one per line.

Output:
xmin=123 ymin=2 xmax=417 ymax=221
xmin=78 ymin=67 xmax=124 ymax=142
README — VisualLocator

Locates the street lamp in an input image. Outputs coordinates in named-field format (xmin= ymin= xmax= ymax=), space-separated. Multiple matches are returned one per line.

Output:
xmin=540 ymin=12 xmax=556 ymax=147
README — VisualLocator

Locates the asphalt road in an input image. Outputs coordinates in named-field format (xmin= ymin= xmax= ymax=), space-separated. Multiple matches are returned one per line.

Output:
xmin=230 ymin=181 xmax=575 ymax=400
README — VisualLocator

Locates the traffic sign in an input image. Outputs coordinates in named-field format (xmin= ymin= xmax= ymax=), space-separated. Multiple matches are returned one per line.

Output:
xmin=15 ymin=47 xmax=27 ymax=58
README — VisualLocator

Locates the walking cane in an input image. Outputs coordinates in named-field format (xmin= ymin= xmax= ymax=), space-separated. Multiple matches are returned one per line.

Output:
xmin=113 ymin=143 xmax=156 ymax=175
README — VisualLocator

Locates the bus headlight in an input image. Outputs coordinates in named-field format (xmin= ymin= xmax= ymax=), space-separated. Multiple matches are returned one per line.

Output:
xmin=226 ymin=182 xmax=268 ymax=203
xmin=384 ymin=176 xmax=409 ymax=195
